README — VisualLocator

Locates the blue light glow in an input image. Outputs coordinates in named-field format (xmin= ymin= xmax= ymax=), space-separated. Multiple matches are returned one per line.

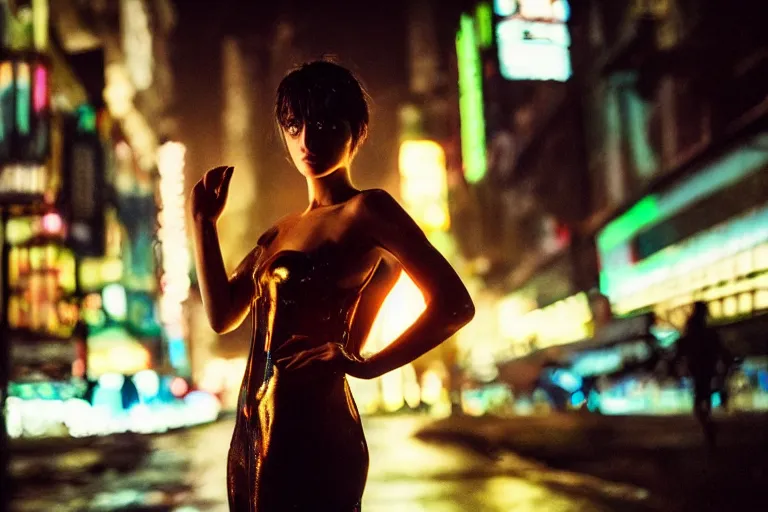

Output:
xmin=551 ymin=369 xmax=583 ymax=393
xmin=169 ymin=337 xmax=188 ymax=368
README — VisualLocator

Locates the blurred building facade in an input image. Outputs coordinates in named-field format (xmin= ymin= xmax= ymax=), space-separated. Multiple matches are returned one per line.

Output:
xmin=1 ymin=0 xmax=216 ymax=440
xmin=584 ymin=0 xmax=768 ymax=413
xmin=450 ymin=0 xmax=768 ymax=415
xmin=587 ymin=0 xmax=768 ymax=339
xmin=451 ymin=1 xmax=597 ymax=383
xmin=1 ymin=0 xmax=83 ymax=448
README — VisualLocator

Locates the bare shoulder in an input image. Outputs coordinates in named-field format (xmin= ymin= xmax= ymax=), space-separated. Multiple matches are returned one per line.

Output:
xmin=347 ymin=188 xmax=429 ymax=258
xmin=349 ymin=188 xmax=409 ymax=223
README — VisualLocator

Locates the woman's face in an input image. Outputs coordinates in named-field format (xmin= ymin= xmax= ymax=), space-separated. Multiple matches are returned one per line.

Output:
xmin=282 ymin=117 xmax=353 ymax=178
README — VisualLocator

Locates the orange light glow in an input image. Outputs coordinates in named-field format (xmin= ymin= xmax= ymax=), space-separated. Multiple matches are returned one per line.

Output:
xmin=398 ymin=140 xmax=450 ymax=232
xmin=363 ymin=271 xmax=426 ymax=353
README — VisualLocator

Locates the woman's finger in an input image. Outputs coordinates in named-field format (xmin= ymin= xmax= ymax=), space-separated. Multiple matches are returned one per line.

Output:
xmin=218 ymin=166 xmax=235 ymax=198
xmin=278 ymin=344 xmax=323 ymax=367
xmin=203 ymin=166 xmax=229 ymax=190
xmin=285 ymin=352 xmax=324 ymax=371
xmin=274 ymin=335 xmax=314 ymax=360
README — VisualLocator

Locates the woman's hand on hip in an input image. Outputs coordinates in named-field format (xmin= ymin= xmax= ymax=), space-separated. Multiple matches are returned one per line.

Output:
xmin=275 ymin=338 xmax=366 ymax=377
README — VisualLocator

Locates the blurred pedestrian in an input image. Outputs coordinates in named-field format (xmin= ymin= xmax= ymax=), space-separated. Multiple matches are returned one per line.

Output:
xmin=675 ymin=302 xmax=732 ymax=448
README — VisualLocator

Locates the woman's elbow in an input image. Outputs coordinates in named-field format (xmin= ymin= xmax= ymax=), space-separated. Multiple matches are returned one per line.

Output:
xmin=435 ymin=293 xmax=475 ymax=328
xmin=208 ymin=317 xmax=226 ymax=335
xmin=454 ymin=297 xmax=476 ymax=326
xmin=206 ymin=309 xmax=232 ymax=335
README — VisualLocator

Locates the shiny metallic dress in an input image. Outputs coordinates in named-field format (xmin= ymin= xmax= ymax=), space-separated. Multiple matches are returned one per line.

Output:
xmin=227 ymin=247 xmax=372 ymax=511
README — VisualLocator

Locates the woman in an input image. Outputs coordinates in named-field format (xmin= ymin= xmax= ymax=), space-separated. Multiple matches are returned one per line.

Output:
xmin=190 ymin=60 xmax=475 ymax=511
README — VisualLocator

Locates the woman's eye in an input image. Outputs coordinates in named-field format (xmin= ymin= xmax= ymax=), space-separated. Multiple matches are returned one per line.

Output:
xmin=287 ymin=124 xmax=300 ymax=136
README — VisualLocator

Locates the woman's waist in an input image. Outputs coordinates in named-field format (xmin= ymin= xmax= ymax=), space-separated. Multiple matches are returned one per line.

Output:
xmin=266 ymin=365 xmax=349 ymax=395
xmin=266 ymin=321 xmax=349 ymax=346
xmin=248 ymin=371 xmax=359 ymax=421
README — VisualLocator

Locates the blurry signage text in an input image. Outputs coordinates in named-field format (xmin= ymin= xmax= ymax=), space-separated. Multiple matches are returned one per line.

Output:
xmin=62 ymin=108 xmax=105 ymax=257
xmin=495 ymin=0 xmax=572 ymax=82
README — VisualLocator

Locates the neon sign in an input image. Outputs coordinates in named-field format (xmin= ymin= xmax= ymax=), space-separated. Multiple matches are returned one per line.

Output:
xmin=456 ymin=14 xmax=488 ymax=183
xmin=495 ymin=0 xmax=572 ymax=82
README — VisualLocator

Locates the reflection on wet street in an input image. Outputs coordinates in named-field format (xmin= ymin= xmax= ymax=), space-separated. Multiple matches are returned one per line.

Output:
xmin=11 ymin=416 xmax=650 ymax=511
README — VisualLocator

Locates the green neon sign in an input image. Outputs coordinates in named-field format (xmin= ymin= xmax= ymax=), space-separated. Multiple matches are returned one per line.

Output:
xmin=456 ymin=14 xmax=487 ymax=184
xmin=597 ymin=133 xmax=768 ymax=254
xmin=475 ymin=2 xmax=493 ymax=49
xmin=596 ymin=195 xmax=660 ymax=253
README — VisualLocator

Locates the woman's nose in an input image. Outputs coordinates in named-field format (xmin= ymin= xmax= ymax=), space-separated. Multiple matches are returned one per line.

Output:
xmin=302 ymin=124 xmax=322 ymax=153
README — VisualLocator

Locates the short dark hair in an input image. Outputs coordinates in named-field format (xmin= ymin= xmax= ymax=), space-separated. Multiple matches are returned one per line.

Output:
xmin=275 ymin=60 xmax=370 ymax=152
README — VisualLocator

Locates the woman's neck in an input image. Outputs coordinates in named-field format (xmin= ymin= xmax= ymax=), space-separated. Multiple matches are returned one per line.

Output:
xmin=306 ymin=169 xmax=358 ymax=209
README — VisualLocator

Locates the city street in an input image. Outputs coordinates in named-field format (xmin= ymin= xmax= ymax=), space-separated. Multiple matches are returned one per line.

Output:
xmin=10 ymin=415 xmax=653 ymax=511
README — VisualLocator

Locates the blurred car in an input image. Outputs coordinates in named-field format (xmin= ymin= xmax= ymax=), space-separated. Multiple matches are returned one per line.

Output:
xmin=513 ymin=313 xmax=681 ymax=413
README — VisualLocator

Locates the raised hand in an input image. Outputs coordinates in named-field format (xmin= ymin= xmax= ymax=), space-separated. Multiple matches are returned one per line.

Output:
xmin=190 ymin=166 xmax=234 ymax=222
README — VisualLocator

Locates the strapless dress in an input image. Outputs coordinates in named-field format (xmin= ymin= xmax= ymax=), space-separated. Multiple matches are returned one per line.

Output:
xmin=227 ymin=247 xmax=372 ymax=511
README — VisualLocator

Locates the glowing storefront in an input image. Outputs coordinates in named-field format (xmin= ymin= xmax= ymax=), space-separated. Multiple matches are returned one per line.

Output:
xmin=4 ymin=214 xmax=82 ymax=398
xmin=598 ymin=133 xmax=768 ymax=329
xmin=1 ymin=1 xmax=83 ymax=403
xmin=596 ymin=132 xmax=768 ymax=411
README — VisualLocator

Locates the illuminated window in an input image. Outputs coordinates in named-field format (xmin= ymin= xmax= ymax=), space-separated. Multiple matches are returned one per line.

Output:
xmin=722 ymin=296 xmax=737 ymax=318
xmin=738 ymin=293 xmax=753 ymax=316
xmin=7 ymin=235 xmax=77 ymax=337
xmin=398 ymin=140 xmax=450 ymax=232
xmin=755 ymin=290 xmax=768 ymax=311
xmin=755 ymin=244 xmax=768 ymax=272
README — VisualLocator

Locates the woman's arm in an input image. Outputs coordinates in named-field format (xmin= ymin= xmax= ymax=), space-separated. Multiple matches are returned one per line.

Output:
xmin=189 ymin=166 xmax=260 ymax=334
xmin=192 ymin=219 xmax=260 ymax=334
xmin=351 ymin=189 xmax=475 ymax=380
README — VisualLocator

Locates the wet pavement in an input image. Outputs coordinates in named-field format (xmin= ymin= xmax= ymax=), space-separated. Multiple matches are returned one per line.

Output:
xmin=11 ymin=415 xmax=654 ymax=511
xmin=417 ymin=412 xmax=768 ymax=511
